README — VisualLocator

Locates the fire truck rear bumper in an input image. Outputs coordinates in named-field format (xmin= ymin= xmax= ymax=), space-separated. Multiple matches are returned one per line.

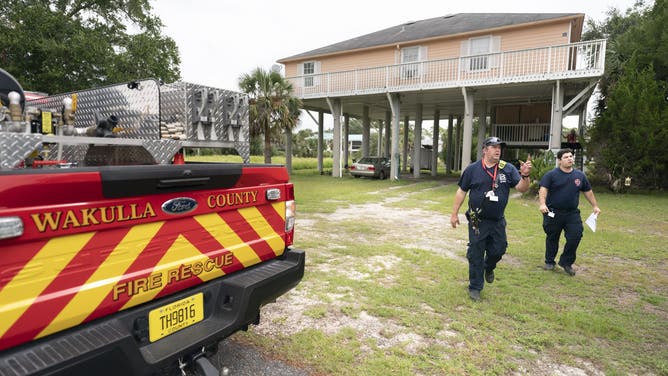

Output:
xmin=0 ymin=249 xmax=305 ymax=376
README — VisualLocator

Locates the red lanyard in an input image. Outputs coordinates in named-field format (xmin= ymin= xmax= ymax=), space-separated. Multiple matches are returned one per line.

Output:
xmin=482 ymin=162 xmax=498 ymax=191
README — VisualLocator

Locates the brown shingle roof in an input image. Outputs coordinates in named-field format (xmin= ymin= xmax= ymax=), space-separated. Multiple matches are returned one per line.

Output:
xmin=278 ymin=13 xmax=581 ymax=62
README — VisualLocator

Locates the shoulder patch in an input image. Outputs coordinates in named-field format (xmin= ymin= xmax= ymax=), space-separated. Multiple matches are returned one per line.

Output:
xmin=498 ymin=160 xmax=507 ymax=169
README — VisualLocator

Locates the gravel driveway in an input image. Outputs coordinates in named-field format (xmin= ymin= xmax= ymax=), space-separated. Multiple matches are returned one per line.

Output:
xmin=210 ymin=337 xmax=310 ymax=376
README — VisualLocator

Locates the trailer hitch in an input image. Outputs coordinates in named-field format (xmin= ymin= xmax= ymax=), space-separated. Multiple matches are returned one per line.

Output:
xmin=179 ymin=346 xmax=230 ymax=376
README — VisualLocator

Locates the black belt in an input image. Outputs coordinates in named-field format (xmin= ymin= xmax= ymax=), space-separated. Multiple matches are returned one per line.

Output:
xmin=479 ymin=216 xmax=504 ymax=221
xmin=551 ymin=208 xmax=579 ymax=213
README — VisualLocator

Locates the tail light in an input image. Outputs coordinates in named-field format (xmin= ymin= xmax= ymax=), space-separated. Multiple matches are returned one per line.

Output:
xmin=368 ymin=166 xmax=375 ymax=171
xmin=285 ymin=184 xmax=295 ymax=246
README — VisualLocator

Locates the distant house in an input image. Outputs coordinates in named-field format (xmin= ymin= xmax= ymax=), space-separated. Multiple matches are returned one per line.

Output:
xmin=320 ymin=133 xmax=363 ymax=152
xmin=278 ymin=13 xmax=605 ymax=179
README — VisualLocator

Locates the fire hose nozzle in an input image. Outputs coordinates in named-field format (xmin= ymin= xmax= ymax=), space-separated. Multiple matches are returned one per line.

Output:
xmin=94 ymin=112 xmax=119 ymax=137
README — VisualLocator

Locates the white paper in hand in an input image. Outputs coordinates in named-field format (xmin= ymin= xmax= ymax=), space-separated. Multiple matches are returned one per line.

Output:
xmin=585 ymin=212 xmax=598 ymax=232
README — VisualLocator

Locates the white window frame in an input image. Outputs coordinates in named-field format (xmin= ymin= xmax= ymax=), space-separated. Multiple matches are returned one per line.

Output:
xmin=401 ymin=45 xmax=427 ymax=79
xmin=302 ymin=61 xmax=316 ymax=87
xmin=461 ymin=36 xmax=501 ymax=72
xmin=469 ymin=36 xmax=491 ymax=71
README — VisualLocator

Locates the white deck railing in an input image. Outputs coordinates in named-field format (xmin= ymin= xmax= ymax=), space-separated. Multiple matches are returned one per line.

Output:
xmin=492 ymin=123 xmax=551 ymax=146
xmin=287 ymin=40 xmax=606 ymax=99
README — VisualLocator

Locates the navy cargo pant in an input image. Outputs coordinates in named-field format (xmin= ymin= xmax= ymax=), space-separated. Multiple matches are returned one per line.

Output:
xmin=467 ymin=217 xmax=507 ymax=291
xmin=542 ymin=209 xmax=583 ymax=267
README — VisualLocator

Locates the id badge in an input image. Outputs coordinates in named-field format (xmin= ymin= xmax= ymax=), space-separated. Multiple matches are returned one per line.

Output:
xmin=486 ymin=191 xmax=499 ymax=202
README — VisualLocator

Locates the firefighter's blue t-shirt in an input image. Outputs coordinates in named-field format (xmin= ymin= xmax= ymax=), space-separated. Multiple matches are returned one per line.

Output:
xmin=458 ymin=160 xmax=521 ymax=219
xmin=539 ymin=168 xmax=591 ymax=210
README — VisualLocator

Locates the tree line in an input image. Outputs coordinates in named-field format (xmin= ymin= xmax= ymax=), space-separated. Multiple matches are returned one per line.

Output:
xmin=0 ymin=0 xmax=180 ymax=93
xmin=583 ymin=0 xmax=667 ymax=190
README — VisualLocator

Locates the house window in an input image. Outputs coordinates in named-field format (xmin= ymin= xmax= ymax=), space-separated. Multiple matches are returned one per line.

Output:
xmin=460 ymin=36 xmax=501 ymax=72
xmin=401 ymin=46 xmax=421 ymax=78
xmin=469 ymin=36 xmax=490 ymax=70
xmin=303 ymin=61 xmax=315 ymax=87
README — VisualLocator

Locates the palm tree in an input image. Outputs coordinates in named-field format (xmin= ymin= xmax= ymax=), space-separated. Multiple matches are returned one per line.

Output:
xmin=238 ymin=67 xmax=302 ymax=166
xmin=281 ymin=96 xmax=303 ymax=173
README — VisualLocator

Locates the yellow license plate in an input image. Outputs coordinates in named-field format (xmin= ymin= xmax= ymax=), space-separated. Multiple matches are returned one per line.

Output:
xmin=148 ymin=293 xmax=204 ymax=342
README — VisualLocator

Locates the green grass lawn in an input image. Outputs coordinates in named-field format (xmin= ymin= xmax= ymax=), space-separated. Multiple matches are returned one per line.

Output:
xmin=201 ymin=156 xmax=668 ymax=375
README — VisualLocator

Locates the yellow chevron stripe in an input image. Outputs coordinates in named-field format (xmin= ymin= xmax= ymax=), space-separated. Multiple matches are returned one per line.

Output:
xmin=272 ymin=201 xmax=286 ymax=220
xmin=0 ymin=232 xmax=95 ymax=338
xmin=37 ymin=222 xmax=164 ymax=338
xmin=238 ymin=206 xmax=285 ymax=256
xmin=194 ymin=213 xmax=261 ymax=267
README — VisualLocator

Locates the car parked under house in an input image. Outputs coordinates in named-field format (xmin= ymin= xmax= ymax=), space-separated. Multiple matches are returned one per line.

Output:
xmin=350 ymin=157 xmax=391 ymax=179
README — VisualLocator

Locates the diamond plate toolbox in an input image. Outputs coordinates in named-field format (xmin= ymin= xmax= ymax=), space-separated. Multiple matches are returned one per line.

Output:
xmin=2 ymin=79 xmax=252 ymax=166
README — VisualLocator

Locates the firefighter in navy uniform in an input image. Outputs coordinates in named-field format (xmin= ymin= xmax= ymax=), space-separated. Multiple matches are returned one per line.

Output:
xmin=538 ymin=148 xmax=600 ymax=276
xmin=451 ymin=137 xmax=532 ymax=301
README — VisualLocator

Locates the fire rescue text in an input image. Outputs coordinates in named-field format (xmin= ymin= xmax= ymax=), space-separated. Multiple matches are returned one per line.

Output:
xmin=112 ymin=253 xmax=234 ymax=301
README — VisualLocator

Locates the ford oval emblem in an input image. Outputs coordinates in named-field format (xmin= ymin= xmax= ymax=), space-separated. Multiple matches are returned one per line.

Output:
xmin=161 ymin=197 xmax=198 ymax=215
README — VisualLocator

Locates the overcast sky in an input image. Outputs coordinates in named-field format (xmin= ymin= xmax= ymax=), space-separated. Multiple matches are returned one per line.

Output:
xmin=150 ymin=0 xmax=642 ymax=130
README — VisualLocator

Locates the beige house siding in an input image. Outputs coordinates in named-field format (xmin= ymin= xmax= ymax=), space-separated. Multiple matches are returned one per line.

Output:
xmin=284 ymin=19 xmax=578 ymax=78
xmin=422 ymin=39 xmax=461 ymax=60
xmin=322 ymin=49 xmax=395 ymax=72
xmin=494 ymin=21 xmax=572 ymax=50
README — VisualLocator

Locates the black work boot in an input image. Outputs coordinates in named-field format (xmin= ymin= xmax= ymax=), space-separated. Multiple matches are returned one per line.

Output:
xmin=485 ymin=269 xmax=495 ymax=283
xmin=561 ymin=264 xmax=576 ymax=276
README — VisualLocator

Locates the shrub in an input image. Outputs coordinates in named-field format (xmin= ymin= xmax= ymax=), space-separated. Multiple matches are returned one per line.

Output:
xmin=526 ymin=150 xmax=556 ymax=195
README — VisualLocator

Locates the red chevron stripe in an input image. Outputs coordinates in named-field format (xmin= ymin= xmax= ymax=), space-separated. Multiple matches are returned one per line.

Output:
xmin=84 ymin=220 xmax=182 ymax=322
xmin=256 ymin=203 xmax=287 ymax=238
xmin=0 ymin=240 xmax=49 ymax=291
xmin=151 ymin=222 xmax=238 ymax=300
xmin=84 ymin=214 xmax=249 ymax=321
xmin=1 ymin=228 xmax=130 ymax=349
xmin=224 ymin=210 xmax=277 ymax=262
